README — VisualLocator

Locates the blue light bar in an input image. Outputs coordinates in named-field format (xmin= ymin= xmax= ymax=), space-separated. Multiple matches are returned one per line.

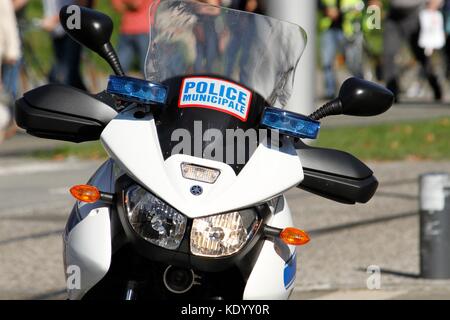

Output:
xmin=261 ymin=107 xmax=320 ymax=139
xmin=107 ymin=75 xmax=168 ymax=105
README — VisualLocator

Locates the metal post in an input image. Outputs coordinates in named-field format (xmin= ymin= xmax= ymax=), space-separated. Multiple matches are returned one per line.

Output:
xmin=419 ymin=173 xmax=450 ymax=279
xmin=266 ymin=0 xmax=317 ymax=116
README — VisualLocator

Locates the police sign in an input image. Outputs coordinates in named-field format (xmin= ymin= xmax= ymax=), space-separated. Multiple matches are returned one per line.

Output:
xmin=179 ymin=77 xmax=252 ymax=122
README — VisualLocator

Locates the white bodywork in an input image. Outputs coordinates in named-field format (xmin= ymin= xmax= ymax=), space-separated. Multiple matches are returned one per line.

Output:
xmin=100 ymin=109 xmax=303 ymax=218
xmin=64 ymin=207 xmax=112 ymax=300
xmin=64 ymin=107 xmax=304 ymax=300
xmin=244 ymin=198 xmax=297 ymax=300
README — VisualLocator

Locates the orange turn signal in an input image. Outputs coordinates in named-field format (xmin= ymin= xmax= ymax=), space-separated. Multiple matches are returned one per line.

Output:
xmin=70 ymin=185 xmax=101 ymax=203
xmin=280 ymin=227 xmax=310 ymax=246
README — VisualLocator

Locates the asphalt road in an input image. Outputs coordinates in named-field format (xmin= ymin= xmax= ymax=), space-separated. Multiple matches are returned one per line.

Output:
xmin=0 ymin=158 xmax=100 ymax=299
xmin=1 ymin=157 xmax=450 ymax=300
xmin=290 ymin=161 xmax=450 ymax=300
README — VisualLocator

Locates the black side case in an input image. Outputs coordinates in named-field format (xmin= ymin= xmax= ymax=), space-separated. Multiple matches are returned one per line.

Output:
xmin=296 ymin=141 xmax=378 ymax=204
xmin=15 ymin=84 xmax=117 ymax=143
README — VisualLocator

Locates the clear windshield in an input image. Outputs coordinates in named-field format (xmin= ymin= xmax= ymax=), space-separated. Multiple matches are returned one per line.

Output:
xmin=145 ymin=0 xmax=307 ymax=107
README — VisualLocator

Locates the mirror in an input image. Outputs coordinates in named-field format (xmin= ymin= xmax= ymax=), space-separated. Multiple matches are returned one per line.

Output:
xmin=339 ymin=77 xmax=394 ymax=117
xmin=309 ymin=77 xmax=394 ymax=121
xmin=59 ymin=5 xmax=124 ymax=76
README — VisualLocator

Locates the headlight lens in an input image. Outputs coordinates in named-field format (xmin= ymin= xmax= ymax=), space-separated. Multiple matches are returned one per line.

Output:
xmin=125 ymin=185 xmax=187 ymax=250
xmin=190 ymin=209 xmax=260 ymax=257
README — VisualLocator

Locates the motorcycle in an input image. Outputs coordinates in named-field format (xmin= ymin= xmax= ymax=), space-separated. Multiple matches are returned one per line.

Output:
xmin=15 ymin=1 xmax=393 ymax=300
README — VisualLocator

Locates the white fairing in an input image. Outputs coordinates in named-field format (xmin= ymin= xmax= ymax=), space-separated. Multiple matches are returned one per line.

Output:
xmin=66 ymin=107 xmax=304 ymax=300
xmin=101 ymin=108 xmax=303 ymax=218
xmin=64 ymin=207 xmax=112 ymax=300
xmin=244 ymin=197 xmax=296 ymax=300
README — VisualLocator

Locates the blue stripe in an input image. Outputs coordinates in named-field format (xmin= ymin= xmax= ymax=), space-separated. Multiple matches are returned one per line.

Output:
xmin=284 ymin=253 xmax=297 ymax=289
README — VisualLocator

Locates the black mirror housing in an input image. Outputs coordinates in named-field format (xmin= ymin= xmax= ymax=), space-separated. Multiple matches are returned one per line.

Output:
xmin=309 ymin=77 xmax=394 ymax=121
xmin=339 ymin=77 xmax=394 ymax=117
xmin=60 ymin=5 xmax=113 ymax=55
xmin=59 ymin=5 xmax=124 ymax=76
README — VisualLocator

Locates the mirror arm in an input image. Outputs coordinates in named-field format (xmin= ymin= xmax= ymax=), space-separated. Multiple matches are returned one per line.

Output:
xmin=101 ymin=43 xmax=125 ymax=76
xmin=309 ymin=98 xmax=342 ymax=121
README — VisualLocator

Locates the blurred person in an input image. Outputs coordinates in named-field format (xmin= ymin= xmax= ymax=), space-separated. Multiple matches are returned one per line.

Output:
xmin=2 ymin=0 xmax=29 ymax=102
xmin=442 ymin=0 xmax=450 ymax=77
xmin=0 ymin=0 xmax=22 ymax=75
xmin=0 ymin=99 xmax=10 ymax=142
xmin=418 ymin=0 xmax=445 ymax=56
xmin=361 ymin=0 xmax=383 ymax=81
xmin=0 ymin=0 xmax=21 ymax=141
xmin=383 ymin=0 xmax=442 ymax=102
xmin=193 ymin=0 xmax=221 ymax=73
xmin=41 ymin=0 xmax=94 ymax=91
xmin=112 ymin=0 xmax=154 ymax=74
xmin=319 ymin=0 xmax=365 ymax=99
xmin=1 ymin=0 xmax=30 ymax=140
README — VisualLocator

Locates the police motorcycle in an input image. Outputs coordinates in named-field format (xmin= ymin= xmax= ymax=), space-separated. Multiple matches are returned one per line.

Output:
xmin=15 ymin=1 xmax=393 ymax=300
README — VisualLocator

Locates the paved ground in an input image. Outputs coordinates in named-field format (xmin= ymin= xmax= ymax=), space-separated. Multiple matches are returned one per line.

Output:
xmin=0 ymin=158 xmax=100 ymax=299
xmin=1 ymin=156 xmax=450 ymax=300
xmin=290 ymin=160 xmax=450 ymax=300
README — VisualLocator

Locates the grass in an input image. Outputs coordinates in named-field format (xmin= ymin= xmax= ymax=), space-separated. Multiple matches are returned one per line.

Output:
xmin=33 ymin=117 xmax=450 ymax=162
xmin=316 ymin=117 xmax=450 ymax=161
xmin=33 ymin=141 xmax=107 ymax=160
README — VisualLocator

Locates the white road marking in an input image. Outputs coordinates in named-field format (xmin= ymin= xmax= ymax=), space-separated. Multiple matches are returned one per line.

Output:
xmin=48 ymin=188 xmax=70 ymax=195
xmin=0 ymin=161 xmax=92 ymax=176
xmin=312 ymin=289 xmax=407 ymax=300
xmin=0 ymin=201 xmax=71 ymax=218
xmin=294 ymin=284 xmax=334 ymax=291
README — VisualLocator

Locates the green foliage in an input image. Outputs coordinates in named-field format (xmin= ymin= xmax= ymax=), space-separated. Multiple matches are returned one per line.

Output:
xmin=316 ymin=117 xmax=450 ymax=161
xmin=33 ymin=141 xmax=107 ymax=160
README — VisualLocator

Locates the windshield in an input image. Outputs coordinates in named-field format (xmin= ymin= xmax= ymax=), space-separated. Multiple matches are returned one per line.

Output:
xmin=145 ymin=0 xmax=307 ymax=173
xmin=145 ymin=0 xmax=307 ymax=108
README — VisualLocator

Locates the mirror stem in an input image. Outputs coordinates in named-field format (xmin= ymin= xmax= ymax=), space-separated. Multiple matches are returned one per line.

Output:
xmin=101 ymin=43 xmax=125 ymax=76
xmin=309 ymin=98 xmax=342 ymax=121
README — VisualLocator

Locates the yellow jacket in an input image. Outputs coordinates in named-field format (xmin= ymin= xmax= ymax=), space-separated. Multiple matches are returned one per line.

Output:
xmin=319 ymin=0 xmax=365 ymax=37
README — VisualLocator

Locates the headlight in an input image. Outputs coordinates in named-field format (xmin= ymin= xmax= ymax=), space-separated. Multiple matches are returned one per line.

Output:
xmin=190 ymin=209 xmax=260 ymax=257
xmin=125 ymin=185 xmax=187 ymax=250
